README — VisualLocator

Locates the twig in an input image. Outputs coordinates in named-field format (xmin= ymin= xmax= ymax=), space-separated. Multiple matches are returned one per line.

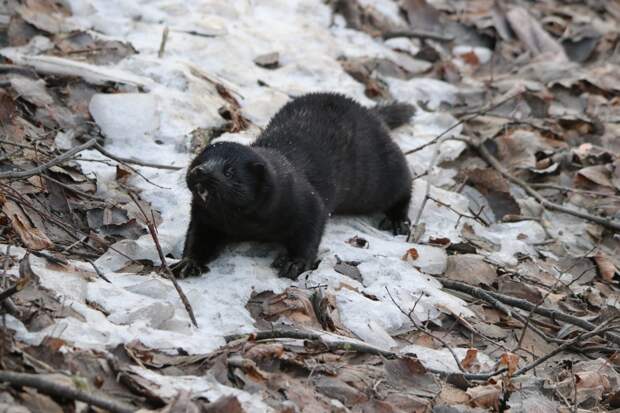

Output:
xmin=516 ymin=246 xmax=598 ymax=350
xmin=0 ymin=371 xmax=134 ymax=413
xmin=512 ymin=320 xmax=618 ymax=377
xmin=127 ymin=192 xmax=197 ymax=327
xmin=439 ymin=278 xmax=620 ymax=345
xmin=427 ymin=195 xmax=488 ymax=227
xmin=226 ymin=327 xmax=505 ymax=380
xmin=158 ymin=26 xmax=169 ymax=58
xmin=382 ymin=30 xmax=454 ymax=42
xmin=87 ymin=259 xmax=111 ymax=283
xmin=473 ymin=142 xmax=620 ymax=231
xmin=404 ymin=92 xmax=523 ymax=156
xmin=41 ymin=174 xmax=108 ymax=203
xmin=531 ymin=183 xmax=620 ymax=199
xmin=94 ymin=145 xmax=182 ymax=169
xmin=385 ymin=287 xmax=466 ymax=373
xmin=171 ymin=29 xmax=218 ymax=38
xmin=0 ymin=138 xmax=97 ymax=180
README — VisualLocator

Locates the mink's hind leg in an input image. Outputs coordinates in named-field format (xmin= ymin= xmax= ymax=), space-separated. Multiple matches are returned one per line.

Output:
xmin=171 ymin=204 xmax=224 ymax=278
xmin=379 ymin=193 xmax=412 ymax=236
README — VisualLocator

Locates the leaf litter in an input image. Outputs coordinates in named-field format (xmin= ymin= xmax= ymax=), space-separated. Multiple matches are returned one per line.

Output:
xmin=0 ymin=0 xmax=619 ymax=411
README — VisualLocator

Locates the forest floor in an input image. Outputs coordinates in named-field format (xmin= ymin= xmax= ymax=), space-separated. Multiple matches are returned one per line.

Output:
xmin=0 ymin=0 xmax=620 ymax=412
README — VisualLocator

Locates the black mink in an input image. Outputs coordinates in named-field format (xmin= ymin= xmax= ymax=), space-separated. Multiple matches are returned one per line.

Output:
xmin=171 ymin=92 xmax=414 ymax=279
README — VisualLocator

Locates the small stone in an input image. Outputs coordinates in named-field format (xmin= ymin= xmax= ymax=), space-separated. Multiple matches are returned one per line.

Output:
xmin=253 ymin=52 xmax=280 ymax=69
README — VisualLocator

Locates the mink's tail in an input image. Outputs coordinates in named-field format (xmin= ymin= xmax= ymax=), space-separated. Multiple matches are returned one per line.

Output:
xmin=371 ymin=102 xmax=416 ymax=129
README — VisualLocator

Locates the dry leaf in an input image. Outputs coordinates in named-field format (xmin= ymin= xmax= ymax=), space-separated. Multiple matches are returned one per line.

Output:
xmin=593 ymin=253 xmax=617 ymax=282
xmin=402 ymin=247 xmax=419 ymax=261
xmin=499 ymin=352 xmax=520 ymax=375
xmin=466 ymin=384 xmax=501 ymax=410
xmin=443 ymin=254 xmax=496 ymax=286
xmin=1 ymin=198 xmax=53 ymax=250
xmin=460 ymin=348 xmax=478 ymax=370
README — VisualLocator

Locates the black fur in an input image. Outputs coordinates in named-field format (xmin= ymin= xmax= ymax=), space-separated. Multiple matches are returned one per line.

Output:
xmin=172 ymin=93 xmax=414 ymax=279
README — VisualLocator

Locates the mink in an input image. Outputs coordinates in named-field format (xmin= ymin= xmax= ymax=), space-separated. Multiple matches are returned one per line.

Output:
xmin=171 ymin=92 xmax=414 ymax=279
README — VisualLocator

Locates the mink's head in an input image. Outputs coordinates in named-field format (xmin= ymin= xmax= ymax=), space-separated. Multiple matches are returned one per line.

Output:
xmin=186 ymin=142 xmax=268 ymax=210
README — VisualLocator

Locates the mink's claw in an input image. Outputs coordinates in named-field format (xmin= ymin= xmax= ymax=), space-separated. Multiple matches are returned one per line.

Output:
xmin=275 ymin=256 xmax=311 ymax=280
xmin=170 ymin=258 xmax=209 ymax=278
xmin=379 ymin=217 xmax=411 ymax=236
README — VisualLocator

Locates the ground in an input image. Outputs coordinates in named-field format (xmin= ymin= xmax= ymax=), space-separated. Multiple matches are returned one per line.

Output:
xmin=0 ymin=0 xmax=619 ymax=412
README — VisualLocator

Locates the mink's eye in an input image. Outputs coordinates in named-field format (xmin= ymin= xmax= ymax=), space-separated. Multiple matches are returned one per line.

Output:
xmin=223 ymin=165 xmax=233 ymax=178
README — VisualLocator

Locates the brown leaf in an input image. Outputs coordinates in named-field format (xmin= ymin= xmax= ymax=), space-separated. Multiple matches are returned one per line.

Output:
xmin=261 ymin=287 xmax=321 ymax=327
xmin=115 ymin=163 xmax=133 ymax=183
xmin=244 ymin=343 xmax=284 ymax=362
xmin=0 ymin=89 xmax=17 ymax=125
xmin=1 ymin=199 xmax=53 ymax=250
xmin=506 ymin=7 xmax=567 ymax=59
xmin=428 ymin=237 xmax=450 ymax=246
xmin=459 ymin=50 xmax=480 ymax=66
xmin=20 ymin=388 xmax=63 ymax=413
xmin=465 ymin=168 xmax=520 ymax=220
xmin=443 ymin=254 xmax=496 ymax=286
xmin=466 ymin=384 xmax=501 ymax=410
xmin=499 ymin=352 xmax=520 ymax=376
xmin=203 ymin=396 xmax=244 ymax=413
xmin=576 ymin=164 xmax=614 ymax=188
xmin=498 ymin=278 xmax=543 ymax=304
xmin=460 ymin=348 xmax=478 ymax=370
xmin=593 ymin=253 xmax=617 ymax=282
xmin=402 ymin=247 xmax=419 ymax=261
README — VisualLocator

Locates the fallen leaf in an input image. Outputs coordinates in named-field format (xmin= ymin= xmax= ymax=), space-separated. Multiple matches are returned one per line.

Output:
xmin=593 ymin=253 xmax=617 ymax=282
xmin=499 ymin=352 xmax=520 ymax=375
xmin=466 ymin=384 xmax=501 ymax=410
xmin=460 ymin=348 xmax=478 ymax=370
xmin=402 ymin=247 xmax=419 ymax=261
xmin=1 ymin=198 xmax=53 ymax=250
xmin=443 ymin=254 xmax=496 ymax=286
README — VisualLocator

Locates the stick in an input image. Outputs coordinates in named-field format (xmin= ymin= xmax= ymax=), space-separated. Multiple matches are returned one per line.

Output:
xmin=127 ymin=192 xmax=198 ymax=327
xmin=382 ymin=30 xmax=454 ymax=42
xmin=225 ymin=328 xmax=504 ymax=381
xmin=404 ymin=92 xmax=522 ymax=156
xmin=473 ymin=142 xmax=620 ymax=231
xmin=0 ymin=138 xmax=97 ymax=179
xmin=93 ymin=143 xmax=182 ymax=170
xmin=87 ymin=259 xmax=111 ymax=283
xmin=0 ymin=371 xmax=134 ymax=413
xmin=158 ymin=26 xmax=169 ymax=58
xmin=439 ymin=278 xmax=620 ymax=345
xmin=512 ymin=320 xmax=618 ymax=377
xmin=385 ymin=287 xmax=466 ymax=373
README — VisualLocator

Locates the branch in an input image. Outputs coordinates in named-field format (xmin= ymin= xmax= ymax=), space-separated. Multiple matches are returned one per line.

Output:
xmin=404 ymin=92 xmax=522 ymax=156
xmin=0 ymin=371 xmax=134 ymax=413
xmin=127 ymin=192 xmax=198 ymax=327
xmin=94 ymin=143 xmax=182 ymax=170
xmin=439 ymin=278 xmax=620 ymax=346
xmin=382 ymin=30 xmax=454 ymax=42
xmin=512 ymin=320 xmax=619 ymax=377
xmin=225 ymin=328 xmax=504 ymax=381
xmin=473 ymin=142 xmax=620 ymax=231
xmin=0 ymin=138 xmax=97 ymax=180
xmin=385 ymin=287 xmax=466 ymax=373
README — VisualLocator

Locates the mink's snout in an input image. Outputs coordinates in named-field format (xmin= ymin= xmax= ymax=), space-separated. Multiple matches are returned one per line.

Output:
xmin=187 ymin=164 xmax=214 ymax=204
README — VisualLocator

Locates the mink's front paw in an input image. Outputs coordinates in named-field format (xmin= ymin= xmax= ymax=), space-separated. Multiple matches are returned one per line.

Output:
xmin=170 ymin=258 xmax=209 ymax=278
xmin=379 ymin=217 xmax=411 ymax=236
xmin=272 ymin=255 xmax=312 ymax=280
